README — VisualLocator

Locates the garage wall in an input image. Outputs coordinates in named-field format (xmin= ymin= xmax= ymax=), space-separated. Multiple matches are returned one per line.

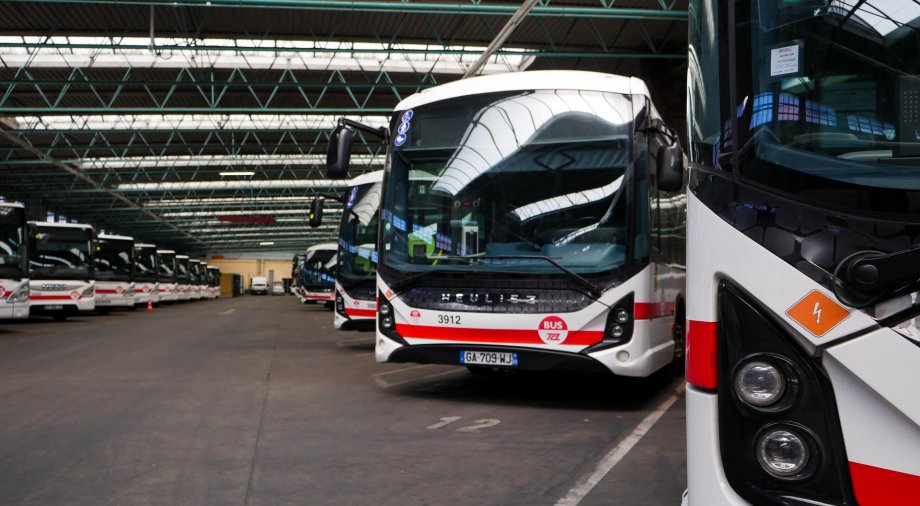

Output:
xmin=205 ymin=258 xmax=293 ymax=290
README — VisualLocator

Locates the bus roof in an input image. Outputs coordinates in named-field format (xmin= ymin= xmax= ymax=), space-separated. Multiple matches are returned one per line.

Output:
xmin=156 ymin=249 xmax=176 ymax=254
xmin=347 ymin=169 xmax=384 ymax=187
xmin=98 ymin=233 xmax=133 ymax=241
xmin=135 ymin=243 xmax=156 ymax=248
xmin=28 ymin=221 xmax=94 ymax=230
xmin=306 ymin=242 xmax=337 ymax=253
xmin=0 ymin=202 xmax=25 ymax=209
xmin=176 ymin=254 xmax=189 ymax=259
xmin=395 ymin=71 xmax=651 ymax=111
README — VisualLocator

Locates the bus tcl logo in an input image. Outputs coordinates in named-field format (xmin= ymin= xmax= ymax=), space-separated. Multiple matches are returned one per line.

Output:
xmin=537 ymin=316 xmax=569 ymax=345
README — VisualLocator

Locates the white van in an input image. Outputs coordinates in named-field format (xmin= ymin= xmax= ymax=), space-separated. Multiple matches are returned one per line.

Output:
xmin=251 ymin=276 xmax=268 ymax=295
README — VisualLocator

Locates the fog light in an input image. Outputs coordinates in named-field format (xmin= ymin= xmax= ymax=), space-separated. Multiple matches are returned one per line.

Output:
xmin=735 ymin=361 xmax=786 ymax=407
xmin=379 ymin=303 xmax=391 ymax=316
xmin=608 ymin=324 xmax=625 ymax=339
xmin=381 ymin=316 xmax=393 ymax=328
xmin=615 ymin=309 xmax=629 ymax=323
xmin=616 ymin=350 xmax=629 ymax=362
xmin=757 ymin=429 xmax=809 ymax=478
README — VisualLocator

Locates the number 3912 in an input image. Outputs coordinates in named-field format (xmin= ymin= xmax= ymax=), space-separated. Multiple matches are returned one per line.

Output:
xmin=438 ymin=314 xmax=461 ymax=325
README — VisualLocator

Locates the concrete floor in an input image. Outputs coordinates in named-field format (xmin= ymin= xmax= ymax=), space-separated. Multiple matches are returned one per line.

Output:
xmin=0 ymin=296 xmax=687 ymax=505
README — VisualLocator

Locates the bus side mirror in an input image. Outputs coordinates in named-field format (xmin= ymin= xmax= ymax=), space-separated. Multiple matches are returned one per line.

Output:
xmin=326 ymin=124 xmax=354 ymax=179
xmin=657 ymin=140 xmax=684 ymax=193
xmin=309 ymin=197 xmax=324 ymax=228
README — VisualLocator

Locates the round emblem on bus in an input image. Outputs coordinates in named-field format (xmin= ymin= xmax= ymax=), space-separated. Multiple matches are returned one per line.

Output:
xmin=538 ymin=316 xmax=568 ymax=345
xmin=402 ymin=110 xmax=413 ymax=122
xmin=115 ymin=286 xmax=124 ymax=294
xmin=410 ymin=309 xmax=422 ymax=322
xmin=394 ymin=133 xmax=407 ymax=147
xmin=70 ymin=290 xmax=80 ymax=300
xmin=397 ymin=121 xmax=410 ymax=135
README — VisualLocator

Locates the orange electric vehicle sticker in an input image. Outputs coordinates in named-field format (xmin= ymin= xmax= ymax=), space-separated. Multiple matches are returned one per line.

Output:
xmin=786 ymin=290 xmax=850 ymax=337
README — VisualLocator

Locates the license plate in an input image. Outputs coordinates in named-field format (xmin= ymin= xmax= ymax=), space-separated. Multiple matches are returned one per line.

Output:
xmin=460 ymin=350 xmax=518 ymax=367
xmin=96 ymin=299 xmax=111 ymax=305
xmin=42 ymin=305 xmax=64 ymax=310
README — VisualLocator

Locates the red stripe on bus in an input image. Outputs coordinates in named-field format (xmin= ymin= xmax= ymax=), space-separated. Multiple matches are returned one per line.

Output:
xmin=394 ymin=324 xmax=604 ymax=346
xmin=305 ymin=294 xmax=334 ymax=300
xmin=345 ymin=308 xmax=376 ymax=318
xmin=30 ymin=295 xmax=79 ymax=300
xmin=634 ymin=302 xmax=676 ymax=320
xmin=686 ymin=320 xmax=718 ymax=390
xmin=95 ymin=289 xmax=124 ymax=294
xmin=850 ymin=462 xmax=920 ymax=506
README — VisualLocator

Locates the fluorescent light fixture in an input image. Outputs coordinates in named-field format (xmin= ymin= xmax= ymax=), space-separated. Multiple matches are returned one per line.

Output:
xmin=0 ymin=36 xmax=535 ymax=75
xmin=258 ymin=241 xmax=275 ymax=246
xmin=81 ymin=154 xmax=383 ymax=170
xmin=219 ymin=171 xmax=255 ymax=177
xmin=16 ymin=114 xmax=389 ymax=132
xmin=115 ymin=179 xmax=349 ymax=191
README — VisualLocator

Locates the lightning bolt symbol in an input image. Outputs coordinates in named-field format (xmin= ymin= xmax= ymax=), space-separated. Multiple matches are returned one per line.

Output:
xmin=813 ymin=302 xmax=822 ymax=324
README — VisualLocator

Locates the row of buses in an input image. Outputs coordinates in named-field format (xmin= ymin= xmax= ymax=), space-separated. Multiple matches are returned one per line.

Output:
xmin=311 ymin=20 xmax=920 ymax=502
xmin=0 ymin=204 xmax=220 ymax=322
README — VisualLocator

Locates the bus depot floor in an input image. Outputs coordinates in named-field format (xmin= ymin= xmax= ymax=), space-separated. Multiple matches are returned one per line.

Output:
xmin=0 ymin=296 xmax=686 ymax=505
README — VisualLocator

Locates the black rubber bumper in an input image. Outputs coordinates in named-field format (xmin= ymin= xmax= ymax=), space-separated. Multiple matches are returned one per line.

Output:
xmin=388 ymin=344 xmax=612 ymax=374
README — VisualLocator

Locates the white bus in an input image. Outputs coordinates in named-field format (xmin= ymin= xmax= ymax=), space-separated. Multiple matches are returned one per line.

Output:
xmin=310 ymin=171 xmax=383 ymax=329
xmin=156 ymin=249 xmax=178 ymax=303
xmin=207 ymin=265 xmax=221 ymax=299
xmin=197 ymin=261 xmax=212 ymax=299
xmin=684 ymin=1 xmax=920 ymax=504
xmin=133 ymin=243 xmax=159 ymax=308
xmin=189 ymin=259 xmax=204 ymax=300
xmin=0 ymin=203 xmax=29 ymax=320
xmin=175 ymin=254 xmax=191 ymax=302
xmin=299 ymin=243 xmax=337 ymax=306
xmin=326 ymin=70 xmax=686 ymax=375
xmin=94 ymin=234 xmax=136 ymax=312
xmin=27 ymin=221 xmax=95 ymax=320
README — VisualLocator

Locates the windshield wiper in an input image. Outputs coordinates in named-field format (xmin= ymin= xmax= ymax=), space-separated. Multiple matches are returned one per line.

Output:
xmin=835 ymin=246 xmax=920 ymax=308
xmin=440 ymin=255 xmax=601 ymax=298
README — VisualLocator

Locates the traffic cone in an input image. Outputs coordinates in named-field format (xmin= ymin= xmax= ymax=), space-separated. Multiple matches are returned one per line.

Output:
xmin=147 ymin=299 xmax=153 ymax=312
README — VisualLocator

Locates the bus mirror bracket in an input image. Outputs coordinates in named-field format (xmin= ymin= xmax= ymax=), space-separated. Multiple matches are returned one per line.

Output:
xmin=326 ymin=117 xmax=388 ymax=179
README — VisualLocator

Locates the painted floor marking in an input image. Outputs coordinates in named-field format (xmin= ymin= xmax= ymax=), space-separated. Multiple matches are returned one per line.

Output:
xmin=219 ymin=308 xmax=236 ymax=315
xmin=555 ymin=383 xmax=686 ymax=506
xmin=372 ymin=365 xmax=465 ymax=388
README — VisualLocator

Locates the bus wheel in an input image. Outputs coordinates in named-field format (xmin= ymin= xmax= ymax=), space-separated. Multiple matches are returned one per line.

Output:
xmin=53 ymin=314 xmax=68 ymax=322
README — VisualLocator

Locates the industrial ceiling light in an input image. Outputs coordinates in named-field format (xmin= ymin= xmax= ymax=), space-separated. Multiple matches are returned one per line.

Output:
xmin=80 ymin=154 xmax=383 ymax=170
xmin=219 ymin=171 xmax=256 ymax=177
xmin=15 ymin=114 xmax=390 ymax=132
xmin=258 ymin=241 xmax=275 ymax=246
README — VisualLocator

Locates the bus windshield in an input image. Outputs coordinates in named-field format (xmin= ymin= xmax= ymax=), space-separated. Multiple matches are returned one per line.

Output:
xmin=380 ymin=89 xmax=635 ymax=278
xmin=747 ymin=0 xmax=920 ymax=190
xmin=302 ymin=249 xmax=336 ymax=287
xmin=95 ymin=238 xmax=134 ymax=281
xmin=0 ymin=206 xmax=26 ymax=279
xmin=135 ymin=246 xmax=158 ymax=282
xmin=338 ymin=181 xmax=381 ymax=285
xmin=158 ymin=252 xmax=176 ymax=282
xmin=176 ymin=258 xmax=189 ymax=282
xmin=29 ymin=225 xmax=93 ymax=280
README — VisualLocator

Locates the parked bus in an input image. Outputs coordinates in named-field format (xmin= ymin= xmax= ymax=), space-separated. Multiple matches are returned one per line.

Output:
xmin=313 ymin=170 xmax=382 ymax=330
xmin=684 ymin=1 xmax=920 ymax=504
xmin=27 ymin=221 xmax=96 ymax=320
xmin=189 ymin=259 xmax=203 ymax=300
xmin=299 ymin=243 xmax=337 ymax=306
xmin=291 ymin=253 xmax=305 ymax=300
xmin=133 ymin=242 xmax=159 ymax=309
xmin=326 ymin=70 xmax=686 ymax=374
xmin=207 ymin=265 xmax=221 ymax=299
xmin=0 ymin=202 xmax=29 ymax=320
xmin=156 ymin=249 xmax=178 ymax=303
xmin=94 ymin=234 xmax=136 ymax=312
xmin=175 ymin=254 xmax=191 ymax=302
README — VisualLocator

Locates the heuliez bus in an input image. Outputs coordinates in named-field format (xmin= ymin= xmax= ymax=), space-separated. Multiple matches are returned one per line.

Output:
xmin=325 ymin=71 xmax=688 ymax=377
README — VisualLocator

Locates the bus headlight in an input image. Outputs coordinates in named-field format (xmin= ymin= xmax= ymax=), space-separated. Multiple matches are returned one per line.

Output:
xmin=381 ymin=316 xmax=394 ymax=328
xmin=615 ymin=309 xmax=629 ymax=323
xmin=81 ymin=285 xmax=95 ymax=297
xmin=336 ymin=294 xmax=345 ymax=312
xmin=6 ymin=284 xmax=29 ymax=303
xmin=757 ymin=429 xmax=809 ymax=478
xmin=607 ymin=324 xmax=625 ymax=339
xmin=379 ymin=302 xmax=391 ymax=316
xmin=734 ymin=361 xmax=785 ymax=407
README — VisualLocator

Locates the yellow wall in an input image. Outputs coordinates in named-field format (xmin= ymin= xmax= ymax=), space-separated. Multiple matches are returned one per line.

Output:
xmin=206 ymin=258 xmax=293 ymax=290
